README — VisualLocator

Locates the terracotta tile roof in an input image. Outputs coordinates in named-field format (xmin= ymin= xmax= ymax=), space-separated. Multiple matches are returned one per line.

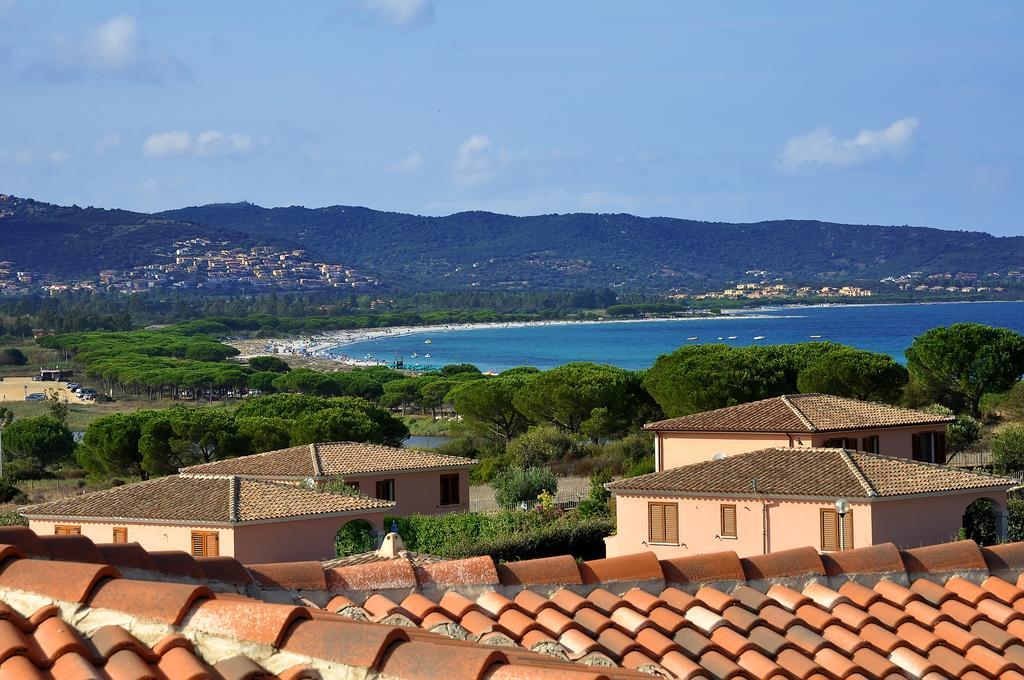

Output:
xmin=19 ymin=474 xmax=394 ymax=523
xmin=180 ymin=440 xmax=475 ymax=477
xmin=5 ymin=526 xmax=1024 ymax=678
xmin=606 ymin=447 xmax=1015 ymax=498
xmin=645 ymin=393 xmax=955 ymax=433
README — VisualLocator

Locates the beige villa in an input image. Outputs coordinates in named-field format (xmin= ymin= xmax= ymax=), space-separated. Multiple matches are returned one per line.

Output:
xmin=180 ymin=441 xmax=475 ymax=515
xmin=645 ymin=393 xmax=955 ymax=471
xmin=605 ymin=446 xmax=1013 ymax=559
xmin=20 ymin=474 xmax=394 ymax=563
xmin=21 ymin=441 xmax=475 ymax=562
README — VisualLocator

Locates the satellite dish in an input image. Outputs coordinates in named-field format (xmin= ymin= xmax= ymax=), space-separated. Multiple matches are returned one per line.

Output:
xmin=712 ymin=452 xmax=728 ymax=461
xmin=304 ymin=478 xmax=316 ymax=489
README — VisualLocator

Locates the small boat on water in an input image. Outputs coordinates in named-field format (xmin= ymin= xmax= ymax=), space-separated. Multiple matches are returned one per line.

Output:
xmin=717 ymin=337 xmax=724 ymax=340
xmin=809 ymin=335 xmax=823 ymax=338
xmin=753 ymin=335 xmax=765 ymax=340
xmin=727 ymin=335 xmax=737 ymax=339
xmin=687 ymin=336 xmax=699 ymax=341
xmin=411 ymin=352 xmax=418 ymax=357
xmin=424 ymin=353 xmax=431 ymax=358
xmin=424 ymin=339 xmax=433 ymax=344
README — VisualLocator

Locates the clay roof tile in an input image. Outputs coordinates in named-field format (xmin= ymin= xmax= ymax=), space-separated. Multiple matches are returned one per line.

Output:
xmin=660 ymin=550 xmax=745 ymax=585
xmin=821 ymin=542 xmax=905 ymax=579
xmin=0 ymin=558 xmax=117 ymax=603
xmin=902 ymin=540 xmax=988 ymax=577
xmin=417 ymin=555 xmax=498 ymax=589
xmin=497 ymin=555 xmax=582 ymax=586
xmin=742 ymin=546 xmax=825 ymax=582
xmin=326 ymin=558 xmax=417 ymax=592
xmin=183 ymin=599 xmax=310 ymax=647
xmin=93 ymin=543 xmax=160 ymax=572
xmin=36 ymin=535 xmax=106 ymax=565
xmin=88 ymin=578 xmax=211 ymax=625
xmin=579 ymin=552 xmax=662 ymax=585
xmin=246 ymin=561 xmax=327 ymax=591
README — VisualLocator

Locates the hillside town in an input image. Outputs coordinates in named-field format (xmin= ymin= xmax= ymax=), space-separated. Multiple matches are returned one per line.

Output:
xmin=0 ymin=240 xmax=377 ymax=296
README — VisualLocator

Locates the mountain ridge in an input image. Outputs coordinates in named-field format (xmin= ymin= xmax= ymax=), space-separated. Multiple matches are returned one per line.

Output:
xmin=2 ymin=193 xmax=1022 ymax=291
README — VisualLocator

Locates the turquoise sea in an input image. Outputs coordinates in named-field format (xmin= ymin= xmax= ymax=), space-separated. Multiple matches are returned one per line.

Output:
xmin=331 ymin=301 xmax=1024 ymax=372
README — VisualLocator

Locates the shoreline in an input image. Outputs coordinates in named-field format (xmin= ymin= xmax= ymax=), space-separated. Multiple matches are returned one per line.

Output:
xmin=226 ymin=299 xmax=1023 ymax=366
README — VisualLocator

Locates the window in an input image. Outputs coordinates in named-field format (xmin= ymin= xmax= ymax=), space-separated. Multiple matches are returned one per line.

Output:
xmin=720 ymin=504 xmax=737 ymax=539
xmin=112 ymin=527 xmax=128 ymax=543
xmin=54 ymin=525 xmax=81 ymax=535
xmin=375 ymin=479 xmax=396 ymax=501
xmin=191 ymin=531 xmax=219 ymax=558
xmin=822 ymin=437 xmax=858 ymax=449
xmin=440 ymin=474 xmax=460 ymax=505
xmin=820 ymin=508 xmax=854 ymax=552
xmin=912 ymin=432 xmax=946 ymax=464
xmin=861 ymin=436 xmax=879 ymax=454
xmin=648 ymin=502 xmax=679 ymax=544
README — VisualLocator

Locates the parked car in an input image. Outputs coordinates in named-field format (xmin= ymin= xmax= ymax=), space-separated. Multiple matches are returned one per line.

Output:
xmin=31 ymin=376 xmax=42 ymax=382
xmin=66 ymin=382 xmax=80 ymax=391
xmin=25 ymin=393 xmax=45 ymax=401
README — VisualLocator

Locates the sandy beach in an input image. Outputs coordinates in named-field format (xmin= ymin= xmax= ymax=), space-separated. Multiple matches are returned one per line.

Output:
xmin=225 ymin=311 xmax=801 ymax=366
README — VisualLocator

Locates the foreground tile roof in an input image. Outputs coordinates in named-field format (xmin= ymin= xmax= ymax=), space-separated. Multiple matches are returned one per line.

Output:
xmin=645 ymin=394 xmax=955 ymax=433
xmin=607 ymin=447 xmax=1015 ymax=498
xmin=180 ymin=440 xmax=476 ymax=477
xmin=5 ymin=526 xmax=1024 ymax=678
xmin=19 ymin=474 xmax=395 ymax=523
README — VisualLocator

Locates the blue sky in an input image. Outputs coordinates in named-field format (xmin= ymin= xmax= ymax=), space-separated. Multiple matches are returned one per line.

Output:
xmin=0 ymin=2 xmax=1021 ymax=234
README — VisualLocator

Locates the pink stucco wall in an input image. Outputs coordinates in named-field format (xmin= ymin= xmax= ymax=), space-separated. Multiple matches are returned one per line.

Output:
xmin=343 ymin=469 xmax=469 ymax=515
xmin=606 ymin=487 xmax=1007 ymax=558
xmin=28 ymin=509 xmax=388 ymax=563
xmin=232 ymin=511 xmax=387 ymax=562
xmin=870 ymin=491 xmax=1006 ymax=548
xmin=808 ymin=425 xmax=946 ymax=460
xmin=658 ymin=432 xmax=794 ymax=469
xmin=605 ymin=493 xmax=872 ymax=559
xmin=28 ymin=519 xmax=237 ymax=556
xmin=656 ymin=424 xmax=947 ymax=470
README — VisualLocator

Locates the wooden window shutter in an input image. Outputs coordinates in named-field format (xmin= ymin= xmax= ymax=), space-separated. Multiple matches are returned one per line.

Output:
xmin=935 ymin=432 xmax=947 ymax=465
xmin=191 ymin=532 xmax=204 ymax=557
xmin=112 ymin=527 xmax=127 ymax=543
xmin=665 ymin=504 xmax=679 ymax=544
xmin=55 ymin=525 xmax=81 ymax=535
xmin=912 ymin=434 xmax=922 ymax=461
xmin=842 ymin=509 xmax=854 ymax=551
xmin=649 ymin=503 xmax=665 ymax=543
xmin=206 ymin=532 xmax=219 ymax=557
xmin=821 ymin=509 xmax=838 ymax=552
xmin=721 ymin=504 xmax=737 ymax=538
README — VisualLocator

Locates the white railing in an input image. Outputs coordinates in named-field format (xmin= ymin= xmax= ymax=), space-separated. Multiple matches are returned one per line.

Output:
xmin=470 ymin=492 xmax=585 ymax=514
xmin=946 ymin=450 xmax=994 ymax=468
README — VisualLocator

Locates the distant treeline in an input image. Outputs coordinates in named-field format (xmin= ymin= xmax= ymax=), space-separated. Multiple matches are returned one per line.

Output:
xmin=0 ymin=287 xmax=660 ymax=338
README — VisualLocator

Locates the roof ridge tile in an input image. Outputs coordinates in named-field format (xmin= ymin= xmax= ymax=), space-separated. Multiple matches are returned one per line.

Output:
xmin=838 ymin=448 xmax=878 ymax=497
xmin=780 ymin=394 xmax=818 ymax=432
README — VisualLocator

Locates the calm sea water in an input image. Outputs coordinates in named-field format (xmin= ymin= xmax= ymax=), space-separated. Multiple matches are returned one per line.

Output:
xmin=334 ymin=301 xmax=1024 ymax=372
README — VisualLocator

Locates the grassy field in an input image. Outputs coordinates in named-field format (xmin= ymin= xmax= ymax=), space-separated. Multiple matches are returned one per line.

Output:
xmin=401 ymin=415 xmax=454 ymax=436
xmin=0 ymin=343 xmax=63 ymax=378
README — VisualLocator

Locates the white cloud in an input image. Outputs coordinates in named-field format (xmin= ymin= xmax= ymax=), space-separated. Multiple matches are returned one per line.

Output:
xmin=143 ymin=131 xmax=192 ymax=157
xmin=26 ymin=14 xmax=192 ymax=83
xmin=386 ymin=149 xmax=424 ymax=174
xmin=94 ymin=133 xmax=122 ymax=155
xmin=454 ymin=134 xmax=508 ymax=187
xmin=778 ymin=117 xmax=919 ymax=170
xmin=344 ymin=0 xmax=434 ymax=29
xmin=143 ymin=130 xmax=258 ymax=158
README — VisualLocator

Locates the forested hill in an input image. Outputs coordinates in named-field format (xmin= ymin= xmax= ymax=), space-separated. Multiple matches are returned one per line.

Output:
xmin=4 ymin=193 xmax=1024 ymax=290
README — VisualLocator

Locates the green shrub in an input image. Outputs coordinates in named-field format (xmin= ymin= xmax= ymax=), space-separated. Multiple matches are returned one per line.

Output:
xmin=0 ymin=511 xmax=28 ymax=526
xmin=507 ymin=426 xmax=582 ymax=468
xmin=0 ymin=348 xmax=28 ymax=366
xmin=387 ymin=510 xmax=613 ymax=561
xmin=0 ymin=479 xmax=26 ymax=504
xmin=248 ymin=356 xmax=291 ymax=373
xmin=623 ymin=457 xmax=655 ymax=478
xmin=470 ymin=452 xmax=514 ymax=484
xmin=947 ymin=414 xmax=982 ymax=454
xmin=491 ymin=466 xmax=558 ymax=507
xmin=576 ymin=470 xmax=612 ymax=518
xmin=993 ymin=424 xmax=1024 ymax=473
xmin=335 ymin=519 xmax=375 ymax=557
